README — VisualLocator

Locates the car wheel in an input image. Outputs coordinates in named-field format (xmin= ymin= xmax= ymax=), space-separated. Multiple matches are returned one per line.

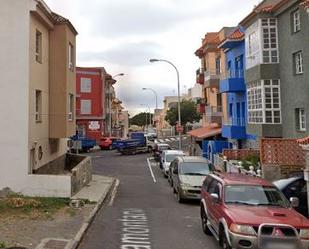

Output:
xmin=220 ymin=230 xmax=231 ymax=249
xmin=177 ymin=190 xmax=184 ymax=203
xmin=201 ymin=206 xmax=212 ymax=235
xmin=148 ymin=147 xmax=152 ymax=153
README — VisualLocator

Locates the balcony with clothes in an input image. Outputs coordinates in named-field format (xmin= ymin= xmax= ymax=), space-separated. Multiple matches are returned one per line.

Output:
xmin=220 ymin=69 xmax=246 ymax=93
xmin=196 ymin=68 xmax=204 ymax=85
xmin=205 ymin=105 xmax=222 ymax=125
xmin=204 ymin=69 xmax=220 ymax=88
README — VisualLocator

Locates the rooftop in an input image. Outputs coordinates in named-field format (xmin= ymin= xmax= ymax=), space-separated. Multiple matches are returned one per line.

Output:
xmin=211 ymin=172 xmax=273 ymax=186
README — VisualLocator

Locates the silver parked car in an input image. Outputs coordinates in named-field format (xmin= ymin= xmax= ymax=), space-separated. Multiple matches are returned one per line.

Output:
xmin=161 ymin=150 xmax=185 ymax=177
xmin=170 ymin=156 xmax=214 ymax=203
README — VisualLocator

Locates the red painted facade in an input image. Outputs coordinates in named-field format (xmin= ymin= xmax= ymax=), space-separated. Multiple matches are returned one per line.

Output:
xmin=76 ymin=67 xmax=105 ymax=142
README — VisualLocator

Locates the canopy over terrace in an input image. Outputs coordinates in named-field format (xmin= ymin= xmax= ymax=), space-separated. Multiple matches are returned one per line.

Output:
xmin=187 ymin=125 xmax=221 ymax=140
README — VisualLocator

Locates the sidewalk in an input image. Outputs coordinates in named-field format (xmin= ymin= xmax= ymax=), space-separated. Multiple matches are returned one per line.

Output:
xmin=0 ymin=175 xmax=118 ymax=249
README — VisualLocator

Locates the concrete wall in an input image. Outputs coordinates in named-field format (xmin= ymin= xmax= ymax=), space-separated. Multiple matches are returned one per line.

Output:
xmin=0 ymin=0 xmax=35 ymax=191
xmin=277 ymin=3 xmax=309 ymax=138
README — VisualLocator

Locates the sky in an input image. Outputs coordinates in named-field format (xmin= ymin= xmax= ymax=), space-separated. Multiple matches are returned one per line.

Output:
xmin=45 ymin=0 xmax=259 ymax=115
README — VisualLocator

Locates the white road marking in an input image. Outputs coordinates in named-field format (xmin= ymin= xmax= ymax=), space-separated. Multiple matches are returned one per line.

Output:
xmin=158 ymin=139 xmax=164 ymax=143
xmin=170 ymin=138 xmax=176 ymax=141
xmin=146 ymin=158 xmax=157 ymax=183
xmin=109 ymin=179 xmax=120 ymax=206
xmin=165 ymin=138 xmax=171 ymax=142
xmin=120 ymin=209 xmax=151 ymax=249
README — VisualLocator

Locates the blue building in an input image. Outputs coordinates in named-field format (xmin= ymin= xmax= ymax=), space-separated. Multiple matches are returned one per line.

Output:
xmin=219 ymin=27 xmax=256 ymax=148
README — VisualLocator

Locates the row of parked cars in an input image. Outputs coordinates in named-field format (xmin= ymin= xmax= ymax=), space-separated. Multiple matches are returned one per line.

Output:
xmin=153 ymin=143 xmax=309 ymax=249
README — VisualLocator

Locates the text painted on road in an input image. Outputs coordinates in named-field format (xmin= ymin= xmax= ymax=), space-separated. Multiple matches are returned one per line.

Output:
xmin=120 ymin=208 xmax=151 ymax=249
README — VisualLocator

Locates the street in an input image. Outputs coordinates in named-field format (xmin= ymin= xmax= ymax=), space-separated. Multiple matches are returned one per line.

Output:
xmin=78 ymin=148 xmax=219 ymax=249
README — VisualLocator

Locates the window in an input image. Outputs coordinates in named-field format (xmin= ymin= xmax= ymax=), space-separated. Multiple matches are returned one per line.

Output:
xmin=80 ymin=99 xmax=91 ymax=114
xmin=292 ymin=9 xmax=301 ymax=32
xmin=35 ymin=30 xmax=42 ymax=63
xmin=68 ymin=94 xmax=74 ymax=121
xmin=294 ymin=51 xmax=303 ymax=74
xmin=296 ymin=108 xmax=306 ymax=131
xmin=247 ymin=80 xmax=281 ymax=124
xmin=246 ymin=27 xmax=260 ymax=68
xmin=261 ymin=18 xmax=279 ymax=64
xmin=35 ymin=90 xmax=42 ymax=122
xmin=80 ymin=78 xmax=92 ymax=93
xmin=68 ymin=43 xmax=74 ymax=70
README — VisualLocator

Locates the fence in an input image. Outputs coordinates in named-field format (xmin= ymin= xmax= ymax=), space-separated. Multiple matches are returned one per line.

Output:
xmin=223 ymin=149 xmax=260 ymax=160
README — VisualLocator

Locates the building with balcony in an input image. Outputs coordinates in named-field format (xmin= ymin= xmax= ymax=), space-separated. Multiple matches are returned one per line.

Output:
xmin=0 ymin=0 xmax=81 ymax=196
xmin=76 ymin=67 xmax=108 ymax=142
xmin=219 ymin=27 xmax=257 ymax=148
xmin=240 ymin=0 xmax=308 ymax=141
xmin=104 ymin=74 xmax=117 ymax=136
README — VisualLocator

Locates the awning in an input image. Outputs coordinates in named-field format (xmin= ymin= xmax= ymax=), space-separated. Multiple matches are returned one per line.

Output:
xmin=187 ymin=125 xmax=221 ymax=139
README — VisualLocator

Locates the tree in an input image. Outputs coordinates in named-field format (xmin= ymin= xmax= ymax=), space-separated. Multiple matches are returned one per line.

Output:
xmin=130 ymin=112 xmax=153 ymax=127
xmin=165 ymin=100 xmax=200 ymax=126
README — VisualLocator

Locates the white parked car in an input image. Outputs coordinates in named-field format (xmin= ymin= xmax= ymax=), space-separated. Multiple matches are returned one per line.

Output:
xmin=161 ymin=150 xmax=185 ymax=177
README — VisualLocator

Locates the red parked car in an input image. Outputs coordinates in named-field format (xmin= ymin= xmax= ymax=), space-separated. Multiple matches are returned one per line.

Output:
xmin=99 ymin=137 xmax=118 ymax=150
xmin=200 ymin=172 xmax=309 ymax=249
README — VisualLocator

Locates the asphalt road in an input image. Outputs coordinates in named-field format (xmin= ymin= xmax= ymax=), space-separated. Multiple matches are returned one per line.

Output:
xmin=78 ymin=147 xmax=220 ymax=249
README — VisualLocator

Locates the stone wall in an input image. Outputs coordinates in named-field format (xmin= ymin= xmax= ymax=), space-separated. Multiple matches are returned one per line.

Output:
xmin=71 ymin=156 xmax=92 ymax=195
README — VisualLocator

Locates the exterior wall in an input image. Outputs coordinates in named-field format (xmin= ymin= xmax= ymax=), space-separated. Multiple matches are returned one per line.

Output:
xmin=277 ymin=3 xmax=309 ymax=138
xmin=0 ymin=0 xmax=78 ymax=197
xmin=76 ymin=67 xmax=105 ymax=141
xmin=49 ymin=24 xmax=76 ymax=138
xmin=0 ymin=0 xmax=35 ymax=191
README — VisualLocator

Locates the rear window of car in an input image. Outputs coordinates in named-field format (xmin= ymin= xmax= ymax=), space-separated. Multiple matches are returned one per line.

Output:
xmin=166 ymin=153 xmax=183 ymax=162
xmin=159 ymin=145 xmax=170 ymax=151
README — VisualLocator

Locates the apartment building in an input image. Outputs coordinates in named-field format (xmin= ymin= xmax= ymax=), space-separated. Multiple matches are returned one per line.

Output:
xmin=195 ymin=28 xmax=234 ymax=127
xmin=218 ymin=27 xmax=257 ymax=149
xmin=0 ymin=0 xmax=77 ymax=196
xmin=240 ymin=0 xmax=309 ymax=141
xmin=105 ymin=74 xmax=117 ymax=136
xmin=76 ymin=67 xmax=107 ymax=142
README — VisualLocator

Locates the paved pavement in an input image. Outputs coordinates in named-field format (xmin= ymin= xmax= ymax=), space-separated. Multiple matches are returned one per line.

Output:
xmin=78 ymin=149 xmax=220 ymax=249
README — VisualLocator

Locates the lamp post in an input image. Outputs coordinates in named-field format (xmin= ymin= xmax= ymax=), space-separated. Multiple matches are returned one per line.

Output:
xmin=140 ymin=104 xmax=150 ymax=131
xmin=142 ymin=87 xmax=158 ymax=110
xmin=149 ymin=58 xmax=182 ymax=149
xmin=109 ymin=73 xmax=124 ymax=136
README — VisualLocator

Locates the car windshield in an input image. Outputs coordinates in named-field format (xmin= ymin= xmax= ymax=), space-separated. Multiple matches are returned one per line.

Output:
xmin=180 ymin=162 xmax=210 ymax=176
xmin=159 ymin=145 xmax=170 ymax=151
xmin=166 ymin=154 xmax=183 ymax=162
xmin=225 ymin=185 xmax=290 ymax=208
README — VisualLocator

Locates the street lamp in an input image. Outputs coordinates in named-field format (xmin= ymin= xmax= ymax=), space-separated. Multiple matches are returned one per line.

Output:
xmin=140 ymin=104 xmax=151 ymax=130
xmin=142 ymin=87 xmax=158 ymax=110
xmin=149 ymin=58 xmax=182 ymax=150
xmin=113 ymin=73 xmax=125 ymax=78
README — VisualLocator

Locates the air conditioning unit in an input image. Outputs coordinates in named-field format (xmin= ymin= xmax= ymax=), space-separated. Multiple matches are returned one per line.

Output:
xmin=68 ymin=112 xmax=73 ymax=121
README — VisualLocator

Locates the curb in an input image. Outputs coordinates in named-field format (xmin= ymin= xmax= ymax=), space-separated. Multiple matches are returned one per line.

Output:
xmin=65 ymin=178 xmax=120 ymax=249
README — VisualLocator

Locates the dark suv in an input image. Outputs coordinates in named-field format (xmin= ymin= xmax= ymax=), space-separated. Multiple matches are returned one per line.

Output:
xmin=200 ymin=173 xmax=309 ymax=249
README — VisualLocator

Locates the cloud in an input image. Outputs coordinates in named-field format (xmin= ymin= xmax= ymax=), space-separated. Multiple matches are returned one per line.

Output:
xmin=78 ymin=41 xmax=163 ymax=67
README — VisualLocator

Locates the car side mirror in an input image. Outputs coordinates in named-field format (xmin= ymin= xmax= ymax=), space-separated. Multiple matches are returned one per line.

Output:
xmin=290 ymin=197 xmax=299 ymax=208
xmin=210 ymin=193 xmax=219 ymax=203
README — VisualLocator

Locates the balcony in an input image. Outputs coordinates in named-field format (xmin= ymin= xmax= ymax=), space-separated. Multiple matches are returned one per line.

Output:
xmin=196 ymin=103 xmax=206 ymax=114
xmin=196 ymin=68 xmax=204 ymax=85
xmin=222 ymin=117 xmax=247 ymax=139
xmin=205 ymin=106 xmax=222 ymax=124
xmin=204 ymin=70 xmax=220 ymax=88
xmin=220 ymin=70 xmax=246 ymax=93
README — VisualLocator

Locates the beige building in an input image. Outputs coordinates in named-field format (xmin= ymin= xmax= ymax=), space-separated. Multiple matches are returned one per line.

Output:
xmin=0 ymin=0 xmax=78 ymax=196
xmin=195 ymin=28 xmax=234 ymax=127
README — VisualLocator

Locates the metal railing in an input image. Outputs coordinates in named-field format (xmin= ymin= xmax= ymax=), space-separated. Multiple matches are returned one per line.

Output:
xmin=224 ymin=117 xmax=246 ymax=127
xmin=205 ymin=106 xmax=223 ymax=116
xmin=220 ymin=69 xmax=244 ymax=80
xmin=213 ymin=154 xmax=262 ymax=177
xmin=204 ymin=70 xmax=220 ymax=80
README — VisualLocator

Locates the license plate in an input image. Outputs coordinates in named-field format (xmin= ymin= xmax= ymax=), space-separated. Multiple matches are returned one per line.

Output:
xmin=264 ymin=242 xmax=297 ymax=249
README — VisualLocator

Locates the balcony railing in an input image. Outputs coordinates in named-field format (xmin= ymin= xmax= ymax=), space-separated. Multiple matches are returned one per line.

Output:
xmin=224 ymin=117 xmax=246 ymax=127
xmin=204 ymin=70 xmax=220 ymax=81
xmin=205 ymin=106 xmax=222 ymax=116
xmin=196 ymin=68 xmax=204 ymax=84
xmin=220 ymin=69 xmax=244 ymax=80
